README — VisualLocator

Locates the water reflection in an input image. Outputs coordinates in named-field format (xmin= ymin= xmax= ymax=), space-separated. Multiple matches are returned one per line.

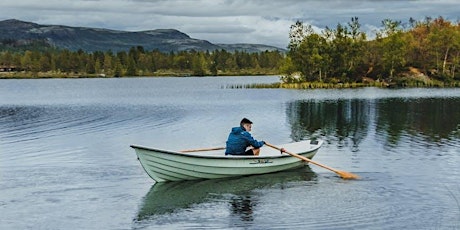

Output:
xmin=376 ymin=98 xmax=460 ymax=145
xmin=135 ymin=167 xmax=316 ymax=222
xmin=287 ymin=97 xmax=460 ymax=150
xmin=287 ymin=99 xmax=371 ymax=152
xmin=230 ymin=195 xmax=256 ymax=221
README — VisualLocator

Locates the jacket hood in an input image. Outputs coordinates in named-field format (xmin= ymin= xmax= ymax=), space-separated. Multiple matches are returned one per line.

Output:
xmin=231 ymin=126 xmax=245 ymax=133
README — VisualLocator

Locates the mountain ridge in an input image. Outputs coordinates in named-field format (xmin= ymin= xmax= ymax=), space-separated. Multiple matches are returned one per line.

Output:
xmin=0 ymin=19 xmax=286 ymax=53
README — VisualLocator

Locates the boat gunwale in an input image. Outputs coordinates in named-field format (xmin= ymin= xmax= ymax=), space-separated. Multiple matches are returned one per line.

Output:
xmin=130 ymin=140 xmax=322 ymax=160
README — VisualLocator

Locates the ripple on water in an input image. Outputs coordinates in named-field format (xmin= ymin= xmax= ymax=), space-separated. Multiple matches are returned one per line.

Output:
xmin=0 ymin=105 xmax=185 ymax=141
xmin=0 ymin=104 xmax=187 ymax=167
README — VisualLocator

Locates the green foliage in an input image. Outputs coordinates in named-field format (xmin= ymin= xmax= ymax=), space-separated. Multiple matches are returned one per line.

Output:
xmin=286 ymin=16 xmax=460 ymax=87
xmin=0 ymin=46 xmax=284 ymax=78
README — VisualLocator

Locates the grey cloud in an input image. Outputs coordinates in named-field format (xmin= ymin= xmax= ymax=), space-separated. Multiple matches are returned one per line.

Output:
xmin=0 ymin=0 xmax=458 ymax=48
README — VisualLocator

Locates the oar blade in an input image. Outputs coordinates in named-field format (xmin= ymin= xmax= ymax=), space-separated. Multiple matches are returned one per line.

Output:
xmin=337 ymin=171 xmax=360 ymax=180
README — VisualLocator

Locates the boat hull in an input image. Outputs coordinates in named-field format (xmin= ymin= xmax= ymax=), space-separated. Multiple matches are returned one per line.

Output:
xmin=131 ymin=140 xmax=323 ymax=182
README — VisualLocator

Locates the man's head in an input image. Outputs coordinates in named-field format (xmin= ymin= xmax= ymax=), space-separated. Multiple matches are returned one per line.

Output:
xmin=240 ymin=118 xmax=253 ymax=131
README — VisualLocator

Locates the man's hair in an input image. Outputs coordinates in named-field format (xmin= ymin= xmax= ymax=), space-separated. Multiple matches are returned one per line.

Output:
xmin=240 ymin=118 xmax=253 ymax=125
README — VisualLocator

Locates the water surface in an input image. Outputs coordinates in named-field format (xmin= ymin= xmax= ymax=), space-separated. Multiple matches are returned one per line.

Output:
xmin=1 ymin=77 xmax=459 ymax=229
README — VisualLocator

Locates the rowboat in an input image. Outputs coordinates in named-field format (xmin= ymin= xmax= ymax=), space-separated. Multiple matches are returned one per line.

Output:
xmin=130 ymin=139 xmax=323 ymax=183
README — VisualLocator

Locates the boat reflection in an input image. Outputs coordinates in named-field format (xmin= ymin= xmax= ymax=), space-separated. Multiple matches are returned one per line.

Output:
xmin=230 ymin=194 xmax=256 ymax=221
xmin=135 ymin=167 xmax=317 ymax=221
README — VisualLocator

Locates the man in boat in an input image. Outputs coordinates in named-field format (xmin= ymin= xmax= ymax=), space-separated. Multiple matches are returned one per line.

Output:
xmin=225 ymin=118 xmax=265 ymax=156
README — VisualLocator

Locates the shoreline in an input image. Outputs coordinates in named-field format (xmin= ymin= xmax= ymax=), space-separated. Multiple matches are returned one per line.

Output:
xmin=0 ymin=71 xmax=279 ymax=79
xmin=2 ymin=72 xmax=459 ymax=89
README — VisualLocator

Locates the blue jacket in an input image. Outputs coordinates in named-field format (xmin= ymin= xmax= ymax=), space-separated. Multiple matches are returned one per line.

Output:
xmin=225 ymin=126 xmax=264 ymax=155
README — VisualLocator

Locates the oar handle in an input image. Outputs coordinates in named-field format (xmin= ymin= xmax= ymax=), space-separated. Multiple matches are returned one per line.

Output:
xmin=180 ymin=146 xmax=225 ymax=153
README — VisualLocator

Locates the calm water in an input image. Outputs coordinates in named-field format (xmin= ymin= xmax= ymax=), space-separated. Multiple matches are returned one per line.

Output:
xmin=1 ymin=76 xmax=459 ymax=229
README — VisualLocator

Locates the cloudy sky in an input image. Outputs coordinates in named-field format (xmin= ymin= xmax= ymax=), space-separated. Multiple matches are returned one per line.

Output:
xmin=1 ymin=0 xmax=458 ymax=48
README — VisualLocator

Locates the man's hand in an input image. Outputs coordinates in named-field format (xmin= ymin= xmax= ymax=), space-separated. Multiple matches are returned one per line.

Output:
xmin=280 ymin=148 xmax=286 ymax=154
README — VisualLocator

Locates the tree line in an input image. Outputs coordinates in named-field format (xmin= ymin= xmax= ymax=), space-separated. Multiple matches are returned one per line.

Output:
xmin=283 ymin=16 xmax=460 ymax=86
xmin=0 ymin=45 xmax=284 ymax=77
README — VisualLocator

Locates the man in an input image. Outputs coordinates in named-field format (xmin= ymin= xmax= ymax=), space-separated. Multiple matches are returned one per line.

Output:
xmin=225 ymin=118 xmax=265 ymax=156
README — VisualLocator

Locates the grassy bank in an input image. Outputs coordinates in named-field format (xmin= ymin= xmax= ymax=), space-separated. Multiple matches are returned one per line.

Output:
xmin=226 ymin=80 xmax=460 ymax=89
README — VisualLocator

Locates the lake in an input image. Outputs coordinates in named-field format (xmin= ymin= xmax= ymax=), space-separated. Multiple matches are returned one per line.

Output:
xmin=1 ymin=76 xmax=459 ymax=229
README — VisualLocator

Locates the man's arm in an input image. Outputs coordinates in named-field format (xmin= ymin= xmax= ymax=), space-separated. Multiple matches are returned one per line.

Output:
xmin=242 ymin=132 xmax=264 ymax=148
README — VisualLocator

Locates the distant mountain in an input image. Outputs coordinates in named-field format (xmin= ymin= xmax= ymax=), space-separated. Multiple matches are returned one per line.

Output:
xmin=0 ymin=19 xmax=286 ymax=53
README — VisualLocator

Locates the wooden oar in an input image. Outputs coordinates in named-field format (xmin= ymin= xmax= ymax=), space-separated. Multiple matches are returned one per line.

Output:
xmin=180 ymin=146 xmax=225 ymax=153
xmin=265 ymin=142 xmax=359 ymax=180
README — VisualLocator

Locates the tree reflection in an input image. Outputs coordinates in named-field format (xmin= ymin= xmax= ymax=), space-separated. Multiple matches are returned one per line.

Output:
xmin=286 ymin=99 xmax=371 ymax=152
xmin=376 ymin=98 xmax=460 ymax=146
xmin=286 ymin=97 xmax=460 ymax=150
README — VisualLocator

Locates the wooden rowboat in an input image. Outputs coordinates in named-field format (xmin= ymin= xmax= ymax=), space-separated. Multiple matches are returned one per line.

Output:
xmin=131 ymin=140 xmax=323 ymax=183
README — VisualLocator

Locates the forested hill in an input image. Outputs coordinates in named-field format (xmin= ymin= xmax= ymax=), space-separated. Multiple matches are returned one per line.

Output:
xmin=0 ymin=19 xmax=285 ymax=53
